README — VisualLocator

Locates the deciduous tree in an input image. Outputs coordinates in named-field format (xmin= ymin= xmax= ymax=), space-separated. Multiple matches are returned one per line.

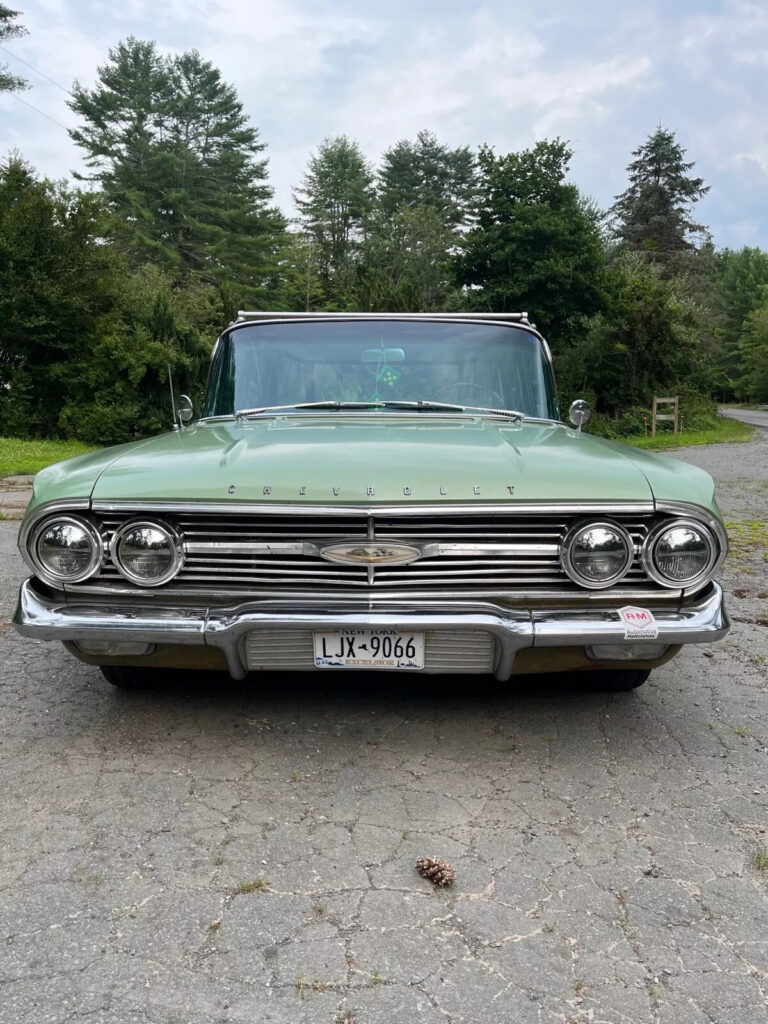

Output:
xmin=455 ymin=140 xmax=605 ymax=344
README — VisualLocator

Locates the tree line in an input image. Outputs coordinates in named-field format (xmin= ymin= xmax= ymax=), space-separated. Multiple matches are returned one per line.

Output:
xmin=1 ymin=25 xmax=766 ymax=444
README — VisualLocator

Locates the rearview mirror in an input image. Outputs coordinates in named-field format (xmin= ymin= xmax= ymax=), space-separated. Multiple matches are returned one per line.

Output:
xmin=361 ymin=348 xmax=405 ymax=363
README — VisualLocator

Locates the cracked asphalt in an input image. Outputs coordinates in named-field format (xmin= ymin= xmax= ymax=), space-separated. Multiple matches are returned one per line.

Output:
xmin=1 ymin=429 xmax=767 ymax=1024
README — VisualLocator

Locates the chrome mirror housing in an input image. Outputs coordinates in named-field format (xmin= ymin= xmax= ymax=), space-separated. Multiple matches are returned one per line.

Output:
xmin=178 ymin=395 xmax=194 ymax=425
xmin=569 ymin=399 xmax=591 ymax=431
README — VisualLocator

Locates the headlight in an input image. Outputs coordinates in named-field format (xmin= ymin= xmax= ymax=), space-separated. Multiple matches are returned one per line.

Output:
xmin=110 ymin=520 xmax=183 ymax=586
xmin=643 ymin=520 xmax=716 ymax=588
xmin=562 ymin=521 xmax=634 ymax=589
xmin=32 ymin=516 xmax=103 ymax=584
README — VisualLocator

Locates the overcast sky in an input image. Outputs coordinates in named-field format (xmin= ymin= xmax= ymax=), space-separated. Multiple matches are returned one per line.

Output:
xmin=1 ymin=0 xmax=766 ymax=248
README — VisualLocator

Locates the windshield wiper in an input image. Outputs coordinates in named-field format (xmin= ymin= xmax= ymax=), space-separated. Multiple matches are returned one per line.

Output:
xmin=234 ymin=399 xmax=525 ymax=422
xmin=235 ymin=401 xmax=373 ymax=419
xmin=374 ymin=400 xmax=525 ymax=421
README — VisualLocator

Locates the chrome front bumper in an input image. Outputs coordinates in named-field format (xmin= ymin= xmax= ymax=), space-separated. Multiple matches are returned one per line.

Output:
xmin=14 ymin=578 xmax=730 ymax=680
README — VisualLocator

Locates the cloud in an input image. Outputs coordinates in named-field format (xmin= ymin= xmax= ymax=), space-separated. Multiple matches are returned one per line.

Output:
xmin=0 ymin=0 xmax=766 ymax=248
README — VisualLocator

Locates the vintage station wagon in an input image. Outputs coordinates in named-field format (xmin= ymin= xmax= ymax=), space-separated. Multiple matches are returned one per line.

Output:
xmin=14 ymin=312 xmax=730 ymax=690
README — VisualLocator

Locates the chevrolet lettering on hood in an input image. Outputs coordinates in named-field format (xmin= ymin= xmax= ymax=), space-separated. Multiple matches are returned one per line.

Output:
xmin=14 ymin=312 xmax=730 ymax=692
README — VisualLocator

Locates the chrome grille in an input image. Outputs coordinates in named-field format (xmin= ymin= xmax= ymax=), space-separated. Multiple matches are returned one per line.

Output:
xmin=82 ymin=507 xmax=669 ymax=597
xmin=244 ymin=628 xmax=495 ymax=673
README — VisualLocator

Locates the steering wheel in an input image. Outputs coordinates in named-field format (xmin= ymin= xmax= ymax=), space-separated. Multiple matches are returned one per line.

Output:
xmin=434 ymin=381 xmax=505 ymax=406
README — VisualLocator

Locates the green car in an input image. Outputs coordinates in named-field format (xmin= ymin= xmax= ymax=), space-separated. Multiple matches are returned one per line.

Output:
xmin=14 ymin=312 xmax=729 ymax=690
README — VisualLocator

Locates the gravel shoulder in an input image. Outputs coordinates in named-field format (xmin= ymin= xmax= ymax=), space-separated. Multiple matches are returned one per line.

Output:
xmin=1 ymin=434 xmax=767 ymax=1024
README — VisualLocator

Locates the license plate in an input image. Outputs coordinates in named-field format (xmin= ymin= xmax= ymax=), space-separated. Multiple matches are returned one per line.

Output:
xmin=313 ymin=629 xmax=424 ymax=669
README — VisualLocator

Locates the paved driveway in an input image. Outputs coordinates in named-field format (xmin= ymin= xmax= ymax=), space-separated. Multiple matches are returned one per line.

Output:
xmin=1 ymin=433 xmax=767 ymax=1024
xmin=719 ymin=406 xmax=768 ymax=429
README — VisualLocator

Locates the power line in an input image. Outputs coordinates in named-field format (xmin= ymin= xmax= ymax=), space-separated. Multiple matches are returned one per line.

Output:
xmin=0 ymin=43 xmax=72 ymax=95
xmin=6 ymin=91 xmax=71 ymax=132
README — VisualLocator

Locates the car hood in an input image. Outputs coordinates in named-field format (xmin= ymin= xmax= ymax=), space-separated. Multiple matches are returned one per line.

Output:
xmin=77 ymin=415 xmax=667 ymax=506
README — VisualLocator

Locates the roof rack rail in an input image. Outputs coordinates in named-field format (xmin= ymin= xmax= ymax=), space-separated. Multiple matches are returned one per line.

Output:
xmin=235 ymin=310 xmax=531 ymax=325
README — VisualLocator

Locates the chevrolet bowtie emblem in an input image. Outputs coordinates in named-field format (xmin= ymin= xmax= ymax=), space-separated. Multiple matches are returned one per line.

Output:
xmin=319 ymin=542 xmax=422 ymax=566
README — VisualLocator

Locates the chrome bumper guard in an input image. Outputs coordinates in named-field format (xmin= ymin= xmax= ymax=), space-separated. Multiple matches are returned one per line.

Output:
xmin=14 ymin=578 xmax=729 ymax=680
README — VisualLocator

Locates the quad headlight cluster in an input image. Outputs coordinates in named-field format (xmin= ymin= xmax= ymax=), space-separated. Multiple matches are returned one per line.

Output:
xmin=561 ymin=518 xmax=719 ymax=591
xmin=28 ymin=515 xmax=184 ymax=588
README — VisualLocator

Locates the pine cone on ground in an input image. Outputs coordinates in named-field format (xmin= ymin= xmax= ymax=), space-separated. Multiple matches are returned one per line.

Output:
xmin=416 ymin=856 xmax=455 ymax=887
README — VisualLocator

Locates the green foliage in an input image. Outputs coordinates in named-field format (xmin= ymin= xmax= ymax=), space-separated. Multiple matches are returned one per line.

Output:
xmin=57 ymin=265 xmax=221 ymax=444
xmin=557 ymin=256 xmax=702 ymax=419
xmin=709 ymin=247 xmax=768 ymax=396
xmin=455 ymin=140 xmax=606 ymax=345
xmin=378 ymin=130 xmax=477 ymax=230
xmin=610 ymin=126 xmax=709 ymax=269
xmin=69 ymin=38 xmax=285 ymax=303
xmin=0 ymin=157 xmax=118 ymax=437
xmin=0 ymin=158 xmax=223 ymax=444
xmin=738 ymin=305 xmax=768 ymax=401
xmin=355 ymin=204 xmax=456 ymax=312
xmin=0 ymin=4 xmax=27 ymax=92
xmin=294 ymin=135 xmax=375 ymax=300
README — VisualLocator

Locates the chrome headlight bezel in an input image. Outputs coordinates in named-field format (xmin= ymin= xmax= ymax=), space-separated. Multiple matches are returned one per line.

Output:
xmin=561 ymin=520 xmax=634 ymax=590
xmin=641 ymin=519 xmax=718 ymax=590
xmin=110 ymin=519 xmax=184 ymax=587
xmin=29 ymin=514 xmax=104 ymax=585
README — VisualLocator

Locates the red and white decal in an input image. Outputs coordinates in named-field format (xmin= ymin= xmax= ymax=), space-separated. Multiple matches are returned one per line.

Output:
xmin=618 ymin=606 xmax=659 ymax=640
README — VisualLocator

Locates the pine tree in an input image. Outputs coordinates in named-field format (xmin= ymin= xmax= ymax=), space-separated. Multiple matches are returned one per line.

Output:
xmin=378 ymin=130 xmax=477 ymax=230
xmin=293 ymin=135 xmax=374 ymax=295
xmin=68 ymin=38 xmax=284 ymax=300
xmin=0 ymin=4 xmax=27 ymax=92
xmin=610 ymin=126 xmax=709 ymax=265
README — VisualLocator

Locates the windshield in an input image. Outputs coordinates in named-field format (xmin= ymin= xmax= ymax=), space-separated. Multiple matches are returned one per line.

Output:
xmin=202 ymin=320 xmax=559 ymax=420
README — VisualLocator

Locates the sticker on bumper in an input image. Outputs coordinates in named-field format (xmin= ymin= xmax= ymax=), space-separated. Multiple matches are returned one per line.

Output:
xmin=618 ymin=606 xmax=659 ymax=640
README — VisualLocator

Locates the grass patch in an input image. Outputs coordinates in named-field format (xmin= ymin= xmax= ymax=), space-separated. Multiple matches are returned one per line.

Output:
xmin=620 ymin=417 xmax=754 ymax=450
xmin=233 ymin=877 xmax=269 ymax=895
xmin=724 ymin=520 xmax=768 ymax=562
xmin=0 ymin=436 xmax=97 ymax=478
xmin=751 ymin=847 xmax=768 ymax=873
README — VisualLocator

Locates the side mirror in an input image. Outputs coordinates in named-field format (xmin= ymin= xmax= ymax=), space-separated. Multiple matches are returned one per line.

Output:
xmin=569 ymin=399 xmax=591 ymax=432
xmin=178 ymin=394 xmax=194 ymax=425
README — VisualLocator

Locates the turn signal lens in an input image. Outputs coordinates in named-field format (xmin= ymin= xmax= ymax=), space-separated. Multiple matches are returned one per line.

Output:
xmin=562 ymin=522 xmax=633 ymax=589
xmin=111 ymin=521 xmax=183 ymax=586
xmin=33 ymin=517 xmax=102 ymax=583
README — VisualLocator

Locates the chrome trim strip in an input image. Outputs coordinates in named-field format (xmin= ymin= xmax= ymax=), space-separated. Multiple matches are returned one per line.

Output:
xmin=90 ymin=501 xmax=656 ymax=516
xmin=235 ymin=312 xmax=534 ymax=323
xmin=58 ymin=582 xmax=682 ymax=602
xmin=14 ymin=579 xmax=728 ymax=682
xmin=182 ymin=540 xmax=561 ymax=558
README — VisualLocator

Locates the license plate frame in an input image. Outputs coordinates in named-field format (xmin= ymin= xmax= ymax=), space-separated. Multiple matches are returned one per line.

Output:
xmin=313 ymin=629 xmax=425 ymax=670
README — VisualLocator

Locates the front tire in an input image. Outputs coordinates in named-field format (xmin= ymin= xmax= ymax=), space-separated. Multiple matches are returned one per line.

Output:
xmin=100 ymin=665 xmax=169 ymax=689
xmin=590 ymin=669 xmax=651 ymax=692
